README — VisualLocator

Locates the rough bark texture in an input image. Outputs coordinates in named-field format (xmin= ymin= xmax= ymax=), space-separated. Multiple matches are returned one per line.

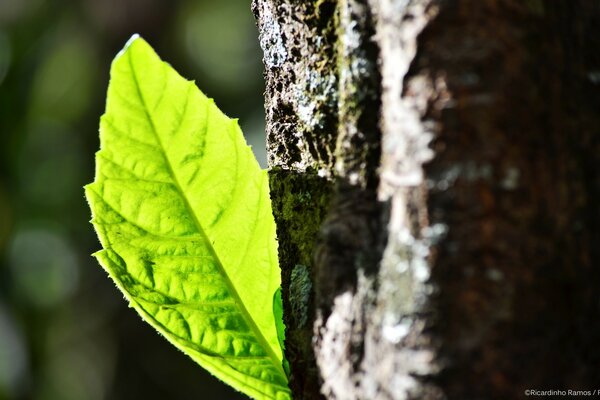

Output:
xmin=254 ymin=0 xmax=600 ymax=399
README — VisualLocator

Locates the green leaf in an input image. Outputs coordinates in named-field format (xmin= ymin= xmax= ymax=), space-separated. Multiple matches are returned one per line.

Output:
xmin=272 ymin=287 xmax=289 ymax=377
xmin=85 ymin=35 xmax=290 ymax=400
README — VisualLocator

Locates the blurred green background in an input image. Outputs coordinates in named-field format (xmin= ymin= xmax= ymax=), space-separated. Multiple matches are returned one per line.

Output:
xmin=0 ymin=0 xmax=265 ymax=398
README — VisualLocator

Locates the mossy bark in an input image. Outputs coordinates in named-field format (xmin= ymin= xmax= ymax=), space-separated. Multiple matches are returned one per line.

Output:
xmin=254 ymin=0 xmax=600 ymax=399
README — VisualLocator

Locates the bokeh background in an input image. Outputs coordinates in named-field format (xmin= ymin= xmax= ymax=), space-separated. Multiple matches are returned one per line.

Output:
xmin=0 ymin=0 xmax=266 ymax=398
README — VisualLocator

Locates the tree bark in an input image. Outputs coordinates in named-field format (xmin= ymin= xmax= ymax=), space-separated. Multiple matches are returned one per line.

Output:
xmin=253 ymin=1 xmax=600 ymax=399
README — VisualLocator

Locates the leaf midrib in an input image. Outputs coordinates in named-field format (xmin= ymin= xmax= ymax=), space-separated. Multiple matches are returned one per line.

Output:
xmin=126 ymin=50 xmax=285 ymax=380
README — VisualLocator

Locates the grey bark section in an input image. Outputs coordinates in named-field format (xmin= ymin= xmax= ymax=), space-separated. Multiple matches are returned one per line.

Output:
xmin=255 ymin=0 xmax=600 ymax=399
xmin=253 ymin=0 xmax=338 ymax=173
xmin=365 ymin=1 xmax=444 ymax=398
xmin=252 ymin=1 xmax=338 ymax=398
xmin=312 ymin=1 xmax=386 ymax=399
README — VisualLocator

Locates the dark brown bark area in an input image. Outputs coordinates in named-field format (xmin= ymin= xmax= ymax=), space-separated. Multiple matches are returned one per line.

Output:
xmin=254 ymin=0 xmax=600 ymax=399
xmin=422 ymin=2 xmax=600 ymax=397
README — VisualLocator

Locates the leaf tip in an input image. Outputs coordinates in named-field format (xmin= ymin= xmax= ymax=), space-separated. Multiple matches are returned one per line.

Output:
xmin=126 ymin=33 xmax=141 ymax=45
xmin=115 ymin=33 xmax=144 ymax=60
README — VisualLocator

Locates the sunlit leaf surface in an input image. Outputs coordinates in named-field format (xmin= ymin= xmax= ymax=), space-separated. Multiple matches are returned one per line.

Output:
xmin=85 ymin=35 xmax=289 ymax=400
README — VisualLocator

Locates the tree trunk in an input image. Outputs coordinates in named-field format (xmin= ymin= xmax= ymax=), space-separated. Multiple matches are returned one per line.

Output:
xmin=252 ymin=1 xmax=600 ymax=399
